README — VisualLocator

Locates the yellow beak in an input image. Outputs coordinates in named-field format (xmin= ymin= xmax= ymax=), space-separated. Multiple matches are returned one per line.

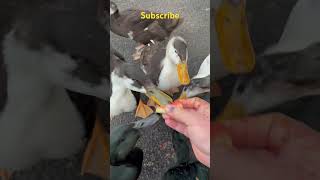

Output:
xmin=216 ymin=100 xmax=247 ymax=122
xmin=215 ymin=0 xmax=255 ymax=74
xmin=179 ymin=90 xmax=187 ymax=99
xmin=146 ymin=88 xmax=173 ymax=106
xmin=177 ymin=63 xmax=190 ymax=85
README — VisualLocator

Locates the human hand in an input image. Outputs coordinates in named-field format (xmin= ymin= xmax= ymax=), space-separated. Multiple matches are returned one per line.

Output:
xmin=162 ymin=97 xmax=210 ymax=167
xmin=213 ymin=113 xmax=320 ymax=180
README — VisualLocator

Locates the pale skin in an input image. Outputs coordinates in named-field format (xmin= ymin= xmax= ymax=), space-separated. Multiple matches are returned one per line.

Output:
xmin=163 ymin=97 xmax=210 ymax=167
xmin=163 ymin=98 xmax=320 ymax=180
xmin=213 ymin=113 xmax=320 ymax=180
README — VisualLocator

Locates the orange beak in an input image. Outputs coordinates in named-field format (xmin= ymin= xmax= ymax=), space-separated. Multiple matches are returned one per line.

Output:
xmin=177 ymin=62 xmax=191 ymax=85
xmin=215 ymin=0 xmax=256 ymax=74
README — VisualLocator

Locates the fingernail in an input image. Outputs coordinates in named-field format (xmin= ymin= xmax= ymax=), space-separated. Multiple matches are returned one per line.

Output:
xmin=166 ymin=105 xmax=175 ymax=113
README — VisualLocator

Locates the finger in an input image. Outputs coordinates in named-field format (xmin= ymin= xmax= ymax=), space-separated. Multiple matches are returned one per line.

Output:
xmin=222 ymin=113 xmax=316 ymax=151
xmin=212 ymin=122 xmax=284 ymax=180
xmin=173 ymin=97 xmax=209 ymax=110
xmin=164 ymin=118 xmax=188 ymax=136
xmin=165 ymin=107 xmax=204 ymax=125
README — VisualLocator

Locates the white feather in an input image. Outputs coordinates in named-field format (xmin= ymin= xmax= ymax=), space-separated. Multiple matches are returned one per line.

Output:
xmin=193 ymin=54 xmax=210 ymax=79
xmin=0 ymin=31 xmax=85 ymax=170
xmin=158 ymin=36 xmax=187 ymax=90
xmin=128 ymin=31 xmax=134 ymax=40
xmin=110 ymin=72 xmax=137 ymax=119
xmin=158 ymin=56 xmax=180 ymax=90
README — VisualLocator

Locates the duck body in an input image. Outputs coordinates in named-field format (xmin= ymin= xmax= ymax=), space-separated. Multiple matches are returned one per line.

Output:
xmin=110 ymin=1 xmax=182 ymax=44
xmin=140 ymin=36 xmax=189 ymax=91
xmin=0 ymin=31 xmax=85 ymax=170
xmin=110 ymin=49 xmax=139 ymax=118
xmin=110 ymin=71 xmax=137 ymax=118
xmin=110 ymin=49 xmax=154 ymax=118
xmin=264 ymin=0 xmax=320 ymax=55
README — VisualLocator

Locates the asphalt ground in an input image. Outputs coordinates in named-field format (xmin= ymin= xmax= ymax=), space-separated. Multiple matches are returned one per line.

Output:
xmin=110 ymin=0 xmax=210 ymax=179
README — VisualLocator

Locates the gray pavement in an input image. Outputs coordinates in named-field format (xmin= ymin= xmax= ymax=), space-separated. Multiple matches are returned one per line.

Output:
xmin=110 ymin=0 xmax=210 ymax=179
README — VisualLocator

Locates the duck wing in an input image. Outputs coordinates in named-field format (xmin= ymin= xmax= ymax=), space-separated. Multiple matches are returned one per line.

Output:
xmin=131 ymin=21 xmax=169 ymax=44
xmin=140 ymin=41 xmax=166 ymax=84
xmin=111 ymin=9 xmax=154 ymax=38
xmin=110 ymin=48 xmax=126 ymax=72
xmin=112 ymin=9 xmax=182 ymax=44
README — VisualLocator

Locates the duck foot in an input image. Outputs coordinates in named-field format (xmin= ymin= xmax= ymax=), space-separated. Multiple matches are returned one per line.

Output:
xmin=132 ymin=44 xmax=146 ymax=61
xmin=81 ymin=117 xmax=109 ymax=179
xmin=0 ymin=170 xmax=11 ymax=180
xmin=135 ymin=99 xmax=154 ymax=119
xmin=215 ymin=0 xmax=255 ymax=74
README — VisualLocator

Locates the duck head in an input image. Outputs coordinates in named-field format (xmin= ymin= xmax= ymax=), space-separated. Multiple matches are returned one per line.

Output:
xmin=166 ymin=36 xmax=190 ymax=85
xmin=183 ymin=75 xmax=210 ymax=98
xmin=116 ymin=62 xmax=172 ymax=106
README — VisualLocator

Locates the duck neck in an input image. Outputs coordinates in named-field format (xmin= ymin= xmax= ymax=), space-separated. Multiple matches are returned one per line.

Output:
xmin=162 ymin=55 xmax=176 ymax=74
xmin=158 ymin=54 xmax=179 ymax=90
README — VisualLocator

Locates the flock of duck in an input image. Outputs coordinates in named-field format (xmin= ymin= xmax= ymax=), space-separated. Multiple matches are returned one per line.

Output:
xmin=1 ymin=0 xmax=318 ymax=179
xmin=0 ymin=0 xmax=211 ymax=179
xmin=110 ymin=1 xmax=210 ymax=119
xmin=109 ymin=1 xmax=210 ymax=179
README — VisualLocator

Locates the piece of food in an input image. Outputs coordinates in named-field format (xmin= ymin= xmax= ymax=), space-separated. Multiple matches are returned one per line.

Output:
xmin=155 ymin=100 xmax=184 ymax=114
xmin=155 ymin=106 xmax=166 ymax=114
